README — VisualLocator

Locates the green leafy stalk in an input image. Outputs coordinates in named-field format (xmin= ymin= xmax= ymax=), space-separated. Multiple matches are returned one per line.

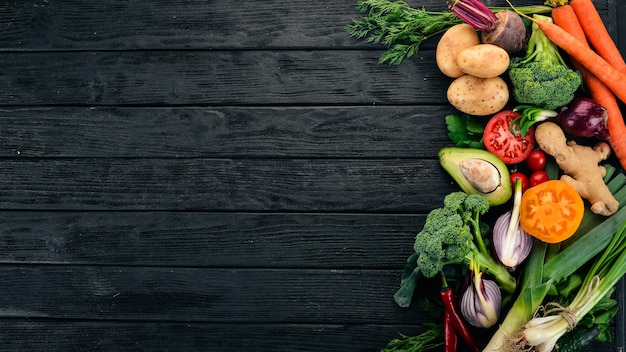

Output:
xmin=510 ymin=104 xmax=558 ymax=137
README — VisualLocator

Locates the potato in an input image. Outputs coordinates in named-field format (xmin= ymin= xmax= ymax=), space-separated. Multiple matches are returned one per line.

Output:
xmin=436 ymin=24 xmax=480 ymax=78
xmin=457 ymin=44 xmax=510 ymax=78
xmin=447 ymin=75 xmax=509 ymax=116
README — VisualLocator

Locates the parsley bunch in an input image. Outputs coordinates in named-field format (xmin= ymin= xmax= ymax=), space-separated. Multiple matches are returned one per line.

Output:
xmin=345 ymin=0 xmax=460 ymax=65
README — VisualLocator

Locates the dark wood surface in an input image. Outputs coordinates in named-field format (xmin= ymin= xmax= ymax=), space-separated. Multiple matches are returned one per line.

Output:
xmin=0 ymin=0 xmax=622 ymax=351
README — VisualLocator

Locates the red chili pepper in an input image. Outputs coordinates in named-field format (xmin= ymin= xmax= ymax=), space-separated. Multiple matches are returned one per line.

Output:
xmin=444 ymin=310 xmax=458 ymax=352
xmin=440 ymin=286 xmax=480 ymax=352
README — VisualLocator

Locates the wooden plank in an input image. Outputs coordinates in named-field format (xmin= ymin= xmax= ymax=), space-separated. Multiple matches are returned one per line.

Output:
xmin=0 ymin=320 xmax=435 ymax=352
xmin=0 ymin=0 xmax=609 ymax=50
xmin=617 ymin=0 xmax=626 ymax=53
xmin=0 ymin=158 xmax=450 ymax=212
xmin=0 ymin=211 xmax=422 ymax=269
xmin=0 ymin=106 xmax=452 ymax=158
xmin=0 ymin=320 xmax=615 ymax=351
xmin=0 ymin=50 xmax=449 ymax=106
xmin=0 ymin=266 xmax=428 ymax=324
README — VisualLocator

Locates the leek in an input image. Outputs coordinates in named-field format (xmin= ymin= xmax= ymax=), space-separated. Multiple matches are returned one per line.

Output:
xmin=517 ymin=222 xmax=626 ymax=351
xmin=483 ymin=168 xmax=626 ymax=352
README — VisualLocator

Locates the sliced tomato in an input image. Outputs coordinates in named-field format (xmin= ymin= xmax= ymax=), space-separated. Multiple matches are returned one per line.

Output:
xmin=520 ymin=180 xmax=584 ymax=243
xmin=483 ymin=110 xmax=535 ymax=165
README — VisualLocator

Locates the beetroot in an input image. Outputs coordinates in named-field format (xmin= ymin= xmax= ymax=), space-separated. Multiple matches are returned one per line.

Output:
xmin=448 ymin=0 xmax=527 ymax=55
xmin=481 ymin=11 xmax=527 ymax=55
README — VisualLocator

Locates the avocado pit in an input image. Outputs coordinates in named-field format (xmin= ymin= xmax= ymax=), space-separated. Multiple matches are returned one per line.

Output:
xmin=459 ymin=158 xmax=501 ymax=193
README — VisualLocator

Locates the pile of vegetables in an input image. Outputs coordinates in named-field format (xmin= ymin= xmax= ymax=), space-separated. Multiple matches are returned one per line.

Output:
xmin=347 ymin=0 xmax=626 ymax=351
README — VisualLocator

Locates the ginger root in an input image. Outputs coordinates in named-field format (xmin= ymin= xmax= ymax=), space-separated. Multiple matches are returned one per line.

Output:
xmin=535 ymin=122 xmax=618 ymax=216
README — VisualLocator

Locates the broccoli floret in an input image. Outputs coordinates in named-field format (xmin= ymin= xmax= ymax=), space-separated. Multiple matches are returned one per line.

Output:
xmin=442 ymin=191 xmax=469 ymax=211
xmin=508 ymin=15 xmax=582 ymax=111
xmin=463 ymin=193 xmax=490 ymax=217
xmin=411 ymin=192 xmax=516 ymax=294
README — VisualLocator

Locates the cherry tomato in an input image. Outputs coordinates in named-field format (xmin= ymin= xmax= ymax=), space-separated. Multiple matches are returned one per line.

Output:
xmin=483 ymin=110 xmax=536 ymax=165
xmin=530 ymin=171 xmax=550 ymax=187
xmin=510 ymin=172 xmax=529 ymax=193
xmin=526 ymin=150 xmax=547 ymax=172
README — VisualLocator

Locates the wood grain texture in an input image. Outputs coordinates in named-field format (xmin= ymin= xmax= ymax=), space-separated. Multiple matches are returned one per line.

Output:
xmin=0 ymin=266 xmax=429 ymax=324
xmin=0 ymin=211 xmax=423 ymax=268
xmin=0 ymin=320 xmax=432 ymax=352
xmin=0 ymin=106 xmax=452 ymax=158
xmin=0 ymin=0 xmax=609 ymax=50
xmin=0 ymin=50 xmax=449 ymax=106
xmin=0 ymin=319 xmax=612 ymax=352
xmin=0 ymin=158 xmax=449 ymax=211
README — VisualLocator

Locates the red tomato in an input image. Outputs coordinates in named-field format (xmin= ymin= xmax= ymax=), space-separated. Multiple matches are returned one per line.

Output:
xmin=483 ymin=110 xmax=536 ymax=165
xmin=526 ymin=150 xmax=547 ymax=172
xmin=510 ymin=172 xmax=529 ymax=193
xmin=530 ymin=171 xmax=549 ymax=187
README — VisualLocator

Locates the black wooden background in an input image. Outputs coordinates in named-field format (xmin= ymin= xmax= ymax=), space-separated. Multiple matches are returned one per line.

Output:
xmin=0 ymin=0 xmax=622 ymax=351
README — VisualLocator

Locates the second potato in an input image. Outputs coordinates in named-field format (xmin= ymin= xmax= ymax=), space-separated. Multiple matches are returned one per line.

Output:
xmin=456 ymin=44 xmax=510 ymax=78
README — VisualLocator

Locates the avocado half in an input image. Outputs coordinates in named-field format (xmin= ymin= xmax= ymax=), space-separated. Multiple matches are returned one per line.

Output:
xmin=439 ymin=147 xmax=512 ymax=206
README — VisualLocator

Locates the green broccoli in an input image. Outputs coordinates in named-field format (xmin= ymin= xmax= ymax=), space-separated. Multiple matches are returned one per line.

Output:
xmin=394 ymin=192 xmax=516 ymax=307
xmin=508 ymin=14 xmax=582 ymax=111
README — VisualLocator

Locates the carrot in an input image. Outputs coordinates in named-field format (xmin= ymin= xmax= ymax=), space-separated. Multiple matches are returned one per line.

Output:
xmin=550 ymin=5 xmax=587 ymax=44
xmin=551 ymin=5 xmax=626 ymax=169
xmin=570 ymin=0 xmax=626 ymax=73
xmin=595 ymin=84 xmax=626 ymax=170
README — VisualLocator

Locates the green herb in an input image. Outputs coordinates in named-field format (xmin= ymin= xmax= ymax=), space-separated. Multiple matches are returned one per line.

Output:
xmin=345 ymin=0 xmax=459 ymax=65
xmin=445 ymin=114 xmax=484 ymax=149
xmin=380 ymin=324 xmax=443 ymax=352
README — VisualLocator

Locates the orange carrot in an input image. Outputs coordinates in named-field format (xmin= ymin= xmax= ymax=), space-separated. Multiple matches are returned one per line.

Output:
xmin=551 ymin=5 xmax=626 ymax=169
xmin=595 ymin=83 xmax=626 ymax=170
xmin=570 ymin=0 xmax=626 ymax=73
xmin=551 ymin=5 xmax=587 ymax=44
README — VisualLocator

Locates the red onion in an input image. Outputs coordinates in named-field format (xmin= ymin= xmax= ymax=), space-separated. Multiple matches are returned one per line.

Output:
xmin=557 ymin=97 xmax=610 ymax=140
xmin=492 ymin=210 xmax=533 ymax=269
xmin=460 ymin=271 xmax=501 ymax=328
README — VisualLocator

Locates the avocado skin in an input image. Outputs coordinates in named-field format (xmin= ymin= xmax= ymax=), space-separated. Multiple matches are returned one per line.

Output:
xmin=438 ymin=147 xmax=512 ymax=206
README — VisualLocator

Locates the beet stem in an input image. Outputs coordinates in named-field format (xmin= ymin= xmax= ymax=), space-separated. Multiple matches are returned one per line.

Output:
xmin=448 ymin=0 xmax=498 ymax=32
